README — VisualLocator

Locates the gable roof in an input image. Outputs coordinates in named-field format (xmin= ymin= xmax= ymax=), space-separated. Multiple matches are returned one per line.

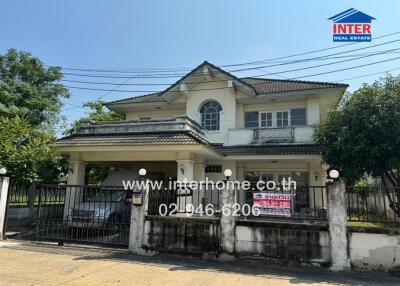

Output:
xmin=161 ymin=61 xmax=257 ymax=97
xmin=106 ymin=61 xmax=348 ymax=106
xmin=328 ymin=8 xmax=376 ymax=23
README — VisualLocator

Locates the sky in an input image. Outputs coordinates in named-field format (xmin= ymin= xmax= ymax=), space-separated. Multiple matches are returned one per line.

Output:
xmin=1 ymin=0 xmax=400 ymax=132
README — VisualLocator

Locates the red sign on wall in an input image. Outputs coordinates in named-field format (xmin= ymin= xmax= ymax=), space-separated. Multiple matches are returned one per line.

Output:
xmin=253 ymin=193 xmax=292 ymax=216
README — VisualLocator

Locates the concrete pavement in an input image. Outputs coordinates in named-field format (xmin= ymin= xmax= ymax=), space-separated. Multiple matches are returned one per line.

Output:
xmin=0 ymin=240 xmax=399 ymax=286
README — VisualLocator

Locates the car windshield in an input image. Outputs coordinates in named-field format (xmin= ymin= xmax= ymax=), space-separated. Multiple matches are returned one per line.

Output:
xmin=86 ymin=190 xmax=125 ymax=202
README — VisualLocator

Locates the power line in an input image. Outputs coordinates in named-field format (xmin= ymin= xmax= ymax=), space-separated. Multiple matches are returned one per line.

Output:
xmin=59 ymin=38 xmax=400 ymax=80
xmin=230 ymin=39 xmax=400 ymax=72
xmin=61 ymin=59 xmax=400 ymax=113
xmin=60 ymin=47 xmax=400 ymax=94
xmin=61 ymin=54 xmax=400 ymax=94
xmin=221 ymin=31 xmax=400 ymax=68
xmin=335 ymin=67 xmax=400 ymax=82
xmin=291 ymin=55 xmax=400 ymax=80
xmin=56 ymin=30 xmax=400 ymax=73
xmin=58 ymin=32 xmax=400 ymax=113
xmin=244 ymin=47 xmax=400 ymax=77
xmin=58 ymin=51 xmax=400 ymax=87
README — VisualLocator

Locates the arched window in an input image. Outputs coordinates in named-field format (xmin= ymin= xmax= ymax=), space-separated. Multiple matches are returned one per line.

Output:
xmin=200 ymin=101 xmax=222 ymax=131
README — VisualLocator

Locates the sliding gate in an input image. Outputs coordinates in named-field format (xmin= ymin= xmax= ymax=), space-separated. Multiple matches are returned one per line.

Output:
xmin=36 ymin=185 xmax=131 ymax=247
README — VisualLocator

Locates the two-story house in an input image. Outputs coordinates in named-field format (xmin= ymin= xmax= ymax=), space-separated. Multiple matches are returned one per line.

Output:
xmin=58 ymin=61 xmax=348 ymax=206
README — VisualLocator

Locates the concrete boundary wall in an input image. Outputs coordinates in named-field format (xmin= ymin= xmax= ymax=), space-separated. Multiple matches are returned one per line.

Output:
xmin=235 ymin=220 xmax=330 ymax=262
xmin=349 ymin=231 xmax=400 ymax=271
xmin=139 ymin=215 xmax=330 ymax=263
xmin=128 ymin=182 xmax=400 ymax=272
xmin=142 ymin=216 xmax=220 ymax=255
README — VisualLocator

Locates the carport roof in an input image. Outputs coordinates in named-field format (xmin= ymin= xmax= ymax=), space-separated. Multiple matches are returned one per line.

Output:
xmin=57 ymin=131 xmax=205 ymax=147
xmin=57 ymin=132 xmax=320 ymax=156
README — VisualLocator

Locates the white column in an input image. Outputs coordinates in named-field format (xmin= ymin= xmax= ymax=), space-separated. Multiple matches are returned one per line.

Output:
xmin=309 ymin=165 xmax=327 ymax=209
xmin=67 ymin=161 xmax=86 ymax=185
xmin=193 ymin=162 xmax=206 ymax=209
xmin=176 ymin=160 xmax=194 ymax=214
xmin=218 ymin=184 xmax=236 ymax=261
xmin=0 ymin=176 xmax=10 ymax=239
xmin=129 ymin=185 xmax=153 ymax=255
xmin=237 ymin=162 xmax=245 ymax=204
xmin=328 ymin=181 xmax=351 ymax=271
xmin=64 ymin=161 xmax=86 ymax=218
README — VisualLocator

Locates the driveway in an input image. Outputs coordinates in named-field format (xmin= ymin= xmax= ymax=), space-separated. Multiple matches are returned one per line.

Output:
xmin=0 ymin=240 xmax=399 ymax=286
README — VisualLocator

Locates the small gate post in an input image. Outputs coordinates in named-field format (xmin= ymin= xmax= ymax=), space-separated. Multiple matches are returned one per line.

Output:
xmin=0 ymin=173 xmax=10 ymax=239
xmin=328 ymin=180 xmax=351 ymax=271
xmin=129 ymin=183 xmax=152 ymax=255
xmin=218 ymin=182 xmax=236 ymax=261
xmin=27 ymin=185 xmax=36 ymax=224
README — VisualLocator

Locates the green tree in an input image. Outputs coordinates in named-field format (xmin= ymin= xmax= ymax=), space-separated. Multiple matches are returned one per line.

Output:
xmin=0 ymin=116 xmax=67 ymax=185
xmin=0 ymin=49 xmax=69 ymax=128
xmin=65 ymin=100 xmax=124 ymax=135
xmin=314 ymin=74 xmax=400 ymax=215
xmin=66 ymin=100 xmax=124 ymax=184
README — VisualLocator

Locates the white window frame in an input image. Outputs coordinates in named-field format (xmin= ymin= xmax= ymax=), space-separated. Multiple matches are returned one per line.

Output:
xmin=199 ymin=100 xmax=223 ymax=132
xmin=259 ymin=111 xmax=273 ymax=128
xmin=259 ymin=110 xmax=290 ymax=128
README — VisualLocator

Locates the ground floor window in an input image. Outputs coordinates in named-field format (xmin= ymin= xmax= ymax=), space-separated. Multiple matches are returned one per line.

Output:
xmin=244 ymin=171 xmax=309 ymax=186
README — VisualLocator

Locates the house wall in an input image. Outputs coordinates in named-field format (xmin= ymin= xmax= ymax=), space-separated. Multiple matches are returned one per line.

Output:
xmin=100 ymin=159 xmax=326 ymax=188
xmin=125 ymin=108 xmax=185 ymax=120
xmin=120 ymin=82 xmax=340 ymax=146
xmin=101 ymin=162 xmax=178 ymax=186
xmin=242 ymin=100 xmax=307 ymax=114
xmin=186 ymin=80 xmax=239 ymax=144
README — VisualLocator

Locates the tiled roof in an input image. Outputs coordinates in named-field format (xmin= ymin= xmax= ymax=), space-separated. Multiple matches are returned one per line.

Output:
xmin=57 ymin=132 xmax=201 ymax=147
xmin=106 ymin=92 xmax=165 ymax=105
xmin=216 ymin=144 xmax=320 ymax=155
xmin=57 ymin=131 xmax=320 ymax=156
xmin=106 ymin=77 xmax=347 ymax=106
xmin=241 ymin=77 xmax=348 ymax=95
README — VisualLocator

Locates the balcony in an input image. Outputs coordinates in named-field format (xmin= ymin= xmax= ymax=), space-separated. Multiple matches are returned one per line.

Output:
xmin=77 ymin=116 xmax=206 ymax=137
xmin=227 ymin=126 xmax=315 ymax=145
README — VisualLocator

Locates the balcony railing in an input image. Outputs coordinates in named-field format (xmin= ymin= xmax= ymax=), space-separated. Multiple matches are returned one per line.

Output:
xmin=252 ymin=126 xmax=315 ymax=144
xmin=77 ymin=115 xmax=206 ymax=137
xmin=254 ymin=127 xmax=294 ymax=143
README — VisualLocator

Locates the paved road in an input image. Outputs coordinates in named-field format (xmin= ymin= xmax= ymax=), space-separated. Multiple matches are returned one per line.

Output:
xmin=0 ymin=241 xmax=399 ymax=286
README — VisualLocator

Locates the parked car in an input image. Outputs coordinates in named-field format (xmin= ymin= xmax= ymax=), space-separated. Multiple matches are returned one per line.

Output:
xmin=67 ymin=189 xmax=132 ymax=230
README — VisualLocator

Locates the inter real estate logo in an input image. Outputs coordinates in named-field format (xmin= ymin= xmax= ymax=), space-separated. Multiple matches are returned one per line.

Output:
xmin=328 ymin=8 xmax=376 ymax=42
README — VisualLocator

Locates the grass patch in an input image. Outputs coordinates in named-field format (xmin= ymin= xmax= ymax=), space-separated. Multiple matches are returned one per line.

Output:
xmin=348 ymin=221 xmax=400 ymax=229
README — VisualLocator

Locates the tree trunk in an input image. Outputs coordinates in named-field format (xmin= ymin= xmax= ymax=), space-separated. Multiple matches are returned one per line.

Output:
xmin=381 ymin=174 xmax=400 ymax=217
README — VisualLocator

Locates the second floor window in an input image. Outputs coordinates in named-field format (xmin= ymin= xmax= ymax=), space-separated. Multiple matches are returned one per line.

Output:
xmin=246 ymin=108 xmax=306 ymax=128
xmin=200 ymin=100 xmax=222 ymax=131
xmin=277 ymin=111 xmax=289 ymax=127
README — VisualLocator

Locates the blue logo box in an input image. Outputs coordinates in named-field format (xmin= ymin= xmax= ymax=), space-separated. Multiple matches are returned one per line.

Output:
xmin=333 ymin=34 xmax=372 ymax=42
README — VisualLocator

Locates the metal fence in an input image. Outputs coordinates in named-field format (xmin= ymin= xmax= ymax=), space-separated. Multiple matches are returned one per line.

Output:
xmin=146 ymin=184 xmax=327 ymax=220
xmin=346 ymin=187 xmax=400 ymax=223
xmin=35 ymin=185 xmax=131 ymax=247
xmin=243 ymin=185 xmax=328 ymax=220
xmin=7 ymin=184 xmax=35 ymax=207
xmin=147 ymin=185 xmax=220 ymax=216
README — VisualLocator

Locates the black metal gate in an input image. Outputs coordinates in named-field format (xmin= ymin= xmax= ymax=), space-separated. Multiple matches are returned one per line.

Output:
xmin=35 ymin=185 xmax=131 ymax=247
